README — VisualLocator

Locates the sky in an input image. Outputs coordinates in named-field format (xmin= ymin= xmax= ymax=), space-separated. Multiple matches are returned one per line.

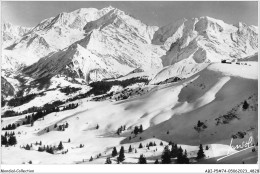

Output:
xmin=1 ymin=1 xmax=258 ymax=28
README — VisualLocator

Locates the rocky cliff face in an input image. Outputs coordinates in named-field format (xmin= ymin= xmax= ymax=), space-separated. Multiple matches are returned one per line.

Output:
xmin=1 ymin=77 xmax=15 ymax=99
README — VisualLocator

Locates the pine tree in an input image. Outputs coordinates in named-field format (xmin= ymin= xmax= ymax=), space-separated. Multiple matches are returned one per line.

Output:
xmin=11 ymin=123 xmax=16 ymax=129
xmin=242 ymin=100 xmax=249 ymax=110
xmin=48 ymin=147 xmax=54 ymax=154
xmin=197 ymin=144 xmax=205 ymax=159
xmin=58 ymin=141 xmax=63 ymax=150
xmin=161 ymin=145 xmax=171 ymax=164
xmin=8 ymin=136 xmax=17 ymax=146
xmin=139 ymin=143 xmax=143 ymax=148
xmin=46 ymin=145 xmax=50 ymax=152
xmin=160 ymin=141 xmax=163 ymax=146
xmin=138 ymin=154 xmax=147 ymax=164
xmin=1 ymin=135 xmax=7 ymax=146
xmin=105 ymin=157 xmax=112 ymax=164
xmin=197 ymin=120 xmax=201 ymax=127
xmin=89 ymin=156 xmax=93 ymax=161
xmin=128 ymin=145 xmax=132 ymax=153
xmin=112 ymin=147 xmax=118 ymax=157
xmin=1 ymin=135 xmax=8 ymax=146
xmin=154 ymin=159 xmax=159 ymax=164
xmin=139 ymin=125 xmax=143 ymax=133
xmin=183 ymin=150 xmax=189 ymax=164
xmin=149 ymin=142 xmax=154 ymax=146
xmin=134 ymin=126 xmax=139 ymax=136
xmin=176 ymin=146 xmax=184 ymax=164
xmin=25 ymin=144 xmax=30 ymax=150
xmin=96 ymin=124 xmax=99 ymax=129
xmin=38 ymin=147 xmax=42 ymax=152
xmin=117 ymin=146 xmax=125 ymax=163
xmin=205 ymin=145 xmax=209 ymax=150
xmin=170 ymin=144 xmax=178 ymax=158
xmin=68 ymin=138 xmax=71 ymax=143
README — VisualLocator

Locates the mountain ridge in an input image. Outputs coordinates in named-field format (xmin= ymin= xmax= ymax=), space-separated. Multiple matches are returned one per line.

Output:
xmin=1 ymin=6 xmax=258 ymax=95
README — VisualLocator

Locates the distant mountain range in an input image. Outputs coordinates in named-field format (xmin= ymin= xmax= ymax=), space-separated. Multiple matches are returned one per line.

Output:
xmin=1 ymin=6 xmax=258 ymax=97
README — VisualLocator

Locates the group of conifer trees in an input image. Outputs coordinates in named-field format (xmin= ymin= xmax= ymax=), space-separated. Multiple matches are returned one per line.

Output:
xmin=1 ymin=132 xmax=17 ymax=146
xmin=116 ymin=125 xmax=126 ymax=135
xmin=104 ymin=141 xmax=206 ymax=164
xmin=2 ymin=123 xmax=19 ymax=130
xmin=22 ymin=141 xmax=65 ymax=155
xmin=54 ymin=122 xmax=69 ymax=131
xmin=133 ymin=125 xmax=143 ymax=136
xmin=2 ymin=103 xmax=78 ymax=131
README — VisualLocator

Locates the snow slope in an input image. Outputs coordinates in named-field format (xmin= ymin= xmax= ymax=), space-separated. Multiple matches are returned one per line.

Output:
xmin=2 ymin=62 xmax=257 ymax=164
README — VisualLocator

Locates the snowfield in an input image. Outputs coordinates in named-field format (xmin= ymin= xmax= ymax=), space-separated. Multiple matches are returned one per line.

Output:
xmin=1 ymin=62 xmax=258 ymax=164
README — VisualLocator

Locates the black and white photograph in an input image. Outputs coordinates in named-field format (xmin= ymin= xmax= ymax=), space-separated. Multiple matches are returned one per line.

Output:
xmin=1 ymin=0 xmax=259 ymax=171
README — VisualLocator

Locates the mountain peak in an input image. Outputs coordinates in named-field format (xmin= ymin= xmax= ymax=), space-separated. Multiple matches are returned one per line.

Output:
xmin=72 ymin=8 xmax=98 ymax=14
xmin=83 ymin=8 xmax=138 ymax=33
xmin=102 ymin=5 xmax=116 ymax=11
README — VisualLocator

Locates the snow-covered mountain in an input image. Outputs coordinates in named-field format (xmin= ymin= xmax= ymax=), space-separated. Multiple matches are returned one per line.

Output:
xmin=2 ymin=21 xmax=31 ymax=48
xmin=2 ymin=8 xmax=259 ymax=90
xmin=148 ymin=16 xmax=258 ymax=84
xmin=21 ymin=7 xmax=164 ymax=84
xmin=1 ymin=7 xmax=116 ymax=71
xmin=2 ymin=8 xmax=258 ymax=86
xmin=152 ymin=16 xmax=258 ymax=66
